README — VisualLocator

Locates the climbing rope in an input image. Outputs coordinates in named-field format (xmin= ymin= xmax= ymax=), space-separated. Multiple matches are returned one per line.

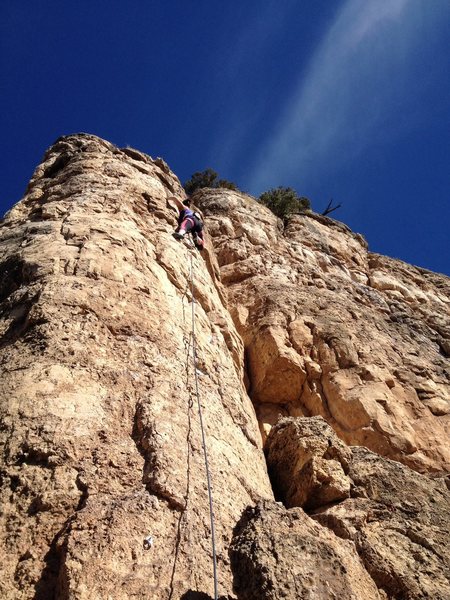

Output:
xmin=188 ymin=250 xmax=219 ymax=600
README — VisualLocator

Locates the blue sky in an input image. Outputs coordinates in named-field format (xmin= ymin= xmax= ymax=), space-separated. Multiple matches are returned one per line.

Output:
xmin=1 ymin=0 xmax=449 ymax=275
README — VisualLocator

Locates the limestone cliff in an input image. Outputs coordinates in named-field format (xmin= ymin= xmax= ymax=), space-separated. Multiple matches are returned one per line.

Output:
xmin=0 ymin=134 xmax=449 ymax=600
xmin=194 ymin=188 xmax=449 ymax=472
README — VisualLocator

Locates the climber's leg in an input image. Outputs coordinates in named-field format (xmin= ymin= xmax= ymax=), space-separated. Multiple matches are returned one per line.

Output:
xmin=193 ymin=228 xmax=205 ymax=250
xmin=173 ymin=217 xmax=195 ymax=239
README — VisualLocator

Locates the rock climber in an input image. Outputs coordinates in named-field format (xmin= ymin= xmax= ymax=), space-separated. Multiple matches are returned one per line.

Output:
xmin=168 ymin=195 xmax=205 ymax=251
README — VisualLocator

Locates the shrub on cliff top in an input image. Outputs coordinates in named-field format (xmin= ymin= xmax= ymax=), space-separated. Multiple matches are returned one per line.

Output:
xmin=259 ymin=187 xmax=311 ymax=221
xmin=184 ymin=168 xmax=238 ymax=194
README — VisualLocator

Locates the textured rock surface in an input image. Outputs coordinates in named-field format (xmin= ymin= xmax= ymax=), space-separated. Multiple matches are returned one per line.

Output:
xmin=196 ymin=188 xmax=450 ymax=473
xmin=314 ymin=447 xmax=450 ymax=599
xmin=0 ymin=135 xmax=272 ymax=599
xmin=1 ymin=134 xmax=449 ymax=599
xmin=230 ymin=501 xmax=383 ymax=600
xmin=266 ymin=417 xmax=450 ymax=599
xmin=265 ymin=416 xmax=352 ymax=509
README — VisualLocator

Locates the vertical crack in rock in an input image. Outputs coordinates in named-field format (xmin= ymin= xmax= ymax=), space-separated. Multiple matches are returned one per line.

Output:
xmin=131 ymin=401 xmax=185 ymax=511
xmin=32 ymin=526 xmax=66 ymax=600
xmin=167 ymin=395 xmax=195 ymax=600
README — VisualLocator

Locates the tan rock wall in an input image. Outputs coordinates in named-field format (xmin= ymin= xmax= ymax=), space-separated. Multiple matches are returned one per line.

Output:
xmin=230 ymin=500 xmax=384 ymax=600
xmin=196 ymin=188 xmax=450 ymax=473
xmin=314 ymin=447 xmax=450 ymax=599
xmin=0 ymin=135 xmax=272 ymax=599
xmin=264 ymin=417 xmax=450 ymax=599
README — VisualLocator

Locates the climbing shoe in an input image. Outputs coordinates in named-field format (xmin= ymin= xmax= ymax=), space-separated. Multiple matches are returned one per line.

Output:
xmin=193 ymin=234 xmax=204 ymax=251
xmin=172 ymin=230 xmax=185 ymax=240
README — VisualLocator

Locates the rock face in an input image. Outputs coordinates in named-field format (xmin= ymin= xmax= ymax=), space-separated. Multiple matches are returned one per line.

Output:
xmin=265 ymin=417 xmax=450 ymax=599
xmin=0 ymin=134 xmax=449 ymax=599
xmin=314 ymin=446 xmax=450 ymax=600
xmin=265 ymin=416 xmax=352 ymax=509
xmin=195 ymin=188 xmax=450 ymax=473
xmin=0 ymin=135 xmax=272 ymax=599
xmin=230 ymin=501 xmax=383 ymax=600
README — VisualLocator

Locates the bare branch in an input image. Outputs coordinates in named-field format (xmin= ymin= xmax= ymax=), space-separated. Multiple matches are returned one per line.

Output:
xmin=322 ymin=198 xmax=342 ymax=216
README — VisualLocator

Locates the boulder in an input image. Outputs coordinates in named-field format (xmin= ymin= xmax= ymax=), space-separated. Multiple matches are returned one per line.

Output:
xmin=265 ymin=416 xmax=351 ymax=509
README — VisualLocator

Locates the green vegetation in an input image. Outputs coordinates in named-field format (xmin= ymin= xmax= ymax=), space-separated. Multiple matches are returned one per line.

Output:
xmin=259 ymin=187 xmax=311 ymax=221
xmin=183 ymin=168 xmax=238 ymax=194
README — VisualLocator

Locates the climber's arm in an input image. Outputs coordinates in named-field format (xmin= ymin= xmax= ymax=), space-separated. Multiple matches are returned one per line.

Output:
xmin=167 ymin=196 xmax=185 ymax=213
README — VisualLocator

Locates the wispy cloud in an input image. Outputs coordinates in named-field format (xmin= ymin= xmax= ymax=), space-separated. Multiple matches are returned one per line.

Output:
xmin=206 ymin=1 xmax=298 ymax=173
xmin=247 ymin=0 xmax=448 ymax=194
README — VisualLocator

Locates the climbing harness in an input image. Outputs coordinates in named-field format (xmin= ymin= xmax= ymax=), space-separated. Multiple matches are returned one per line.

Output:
xmin=188 ymin=249 xmax=219 ymax=600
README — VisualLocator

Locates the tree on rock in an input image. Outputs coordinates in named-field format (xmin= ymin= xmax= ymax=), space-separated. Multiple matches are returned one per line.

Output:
xmin=184 ymin=168 xmax=238 ymax=194
xmin=259 ymin=187 xmax=311 ymax=221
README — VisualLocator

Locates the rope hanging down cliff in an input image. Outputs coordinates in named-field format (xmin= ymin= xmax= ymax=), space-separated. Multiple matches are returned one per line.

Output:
xmin=188 ymin=249 xmax=218 ymax=600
